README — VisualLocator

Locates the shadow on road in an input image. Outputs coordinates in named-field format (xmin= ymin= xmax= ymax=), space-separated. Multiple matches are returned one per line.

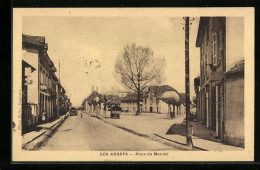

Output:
xmin=166 ymin=122 xmax=222 ymax=143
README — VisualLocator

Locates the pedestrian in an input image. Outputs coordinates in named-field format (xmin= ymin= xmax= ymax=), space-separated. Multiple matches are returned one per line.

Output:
xmin=187 ymin=124 xmax=194 ymax=149
xmin=81 ymin=111 xmax=83 ymax=118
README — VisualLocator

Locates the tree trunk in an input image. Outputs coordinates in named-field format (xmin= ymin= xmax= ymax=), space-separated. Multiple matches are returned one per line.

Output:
xmin=136 ymin=83 xmax=141 ymax=116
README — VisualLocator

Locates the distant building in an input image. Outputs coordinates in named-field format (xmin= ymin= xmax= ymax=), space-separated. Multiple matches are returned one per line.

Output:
xmin=120 ymin=93 xmax=139 ymax=112
xmin=83 ymin=91 xmax=103 ymax=114
xmin=142 ymin=85 xmax=180 ymax=115
xmin=195 ymin=17 xmax=244 ymax=147
xmin=82 ymin=91 xmax=121 ymax=117
xmin=118 ymin=91 xmax=132 ymax=98
xmin=119 ymin=85 xmax=182 ymax=118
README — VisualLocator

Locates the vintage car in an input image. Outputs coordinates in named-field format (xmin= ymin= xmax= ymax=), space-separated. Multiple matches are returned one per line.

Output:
xmin=110 ymin=105 xmax=122 ymax=119
xmin=70 ymin=107 xmax=77 ymax=116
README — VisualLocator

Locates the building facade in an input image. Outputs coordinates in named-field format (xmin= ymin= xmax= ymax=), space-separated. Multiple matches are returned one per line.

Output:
xmin=22 ymin=34 xmax=70 ymax=134
xmin=119 ymin=85 xmax=182 ymax=118
xmin=195 ymin=17 xmax=244 ymax=147
xmin=142 ymin=85 xmax=181 ymax=117
xmin=120 ymin=93 xmax=140 ymax=113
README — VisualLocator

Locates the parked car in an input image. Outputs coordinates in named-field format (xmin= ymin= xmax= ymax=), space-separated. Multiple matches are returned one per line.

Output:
xmin=110 ymin=105 xmax=122 ymax=119
xmin=70 ymin=107 xmax=77 ymax=116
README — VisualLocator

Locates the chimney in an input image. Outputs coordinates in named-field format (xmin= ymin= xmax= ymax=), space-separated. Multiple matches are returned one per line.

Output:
xmin=96 ymin=86 xmax=98 ymax=93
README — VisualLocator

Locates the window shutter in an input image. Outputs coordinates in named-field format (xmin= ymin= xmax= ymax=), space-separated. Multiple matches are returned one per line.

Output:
xmin=218 ymin=29 xmax=223 ymax=63
xmin=208 ymin=51 xmax=213 ymax=65
xmin=218 ymin=29 xmax=223 ymax=51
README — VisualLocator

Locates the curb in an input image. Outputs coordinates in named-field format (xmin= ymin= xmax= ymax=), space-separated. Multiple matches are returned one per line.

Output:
xmin=22 ymin=114 xmax=69 ymax=150
xmin=95 ymin=116 xmax=203 ymax=151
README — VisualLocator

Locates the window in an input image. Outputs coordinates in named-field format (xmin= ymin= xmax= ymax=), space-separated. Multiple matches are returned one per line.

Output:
xmin=204 ymin=53 xmax=208 ymax=78
xmin=201 ymin=47 xmax=204 ymax=83
xmin=204 ymin=25 xmax=209 ymax=44
xmin=40 ymin=71 xmax=44 ymax=85
xmin=156 ymin=98 xmax=159 ymax=105
xmin=46 ymin=74 xmax=48 ymax=86
xmin=49 ymin=76 xmax=52 ymax=88
xmin=212 ymin=33 xmax=218 ymax=66
xmin=44 ymin=72 xmax=46 ymax=85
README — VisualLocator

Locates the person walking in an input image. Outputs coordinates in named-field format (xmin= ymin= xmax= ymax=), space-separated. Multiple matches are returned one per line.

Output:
xmin=80 ymin=111 xmax=83 ymax=118
xmin=187 ymin=124 xmax=194 ymax=149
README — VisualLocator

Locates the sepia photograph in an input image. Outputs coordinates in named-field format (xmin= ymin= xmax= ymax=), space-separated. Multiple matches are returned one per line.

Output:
xmin=12 ymin=8 xmax=254 ymax=162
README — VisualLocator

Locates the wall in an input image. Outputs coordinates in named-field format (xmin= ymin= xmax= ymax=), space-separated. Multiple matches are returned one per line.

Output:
xmin=225 ymin=73 xmax=244 ymax=147
xmin=159 ymin=100 xmax=168 ymax=114
xmin=22 ymin=48 xmax=39 ymax=105
xmin=121 ymin=102 xmax=137 ymax=112
xmin=226 ymin=17 xmax=244 ymax=71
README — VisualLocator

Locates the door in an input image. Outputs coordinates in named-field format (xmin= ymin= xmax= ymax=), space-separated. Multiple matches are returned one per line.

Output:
xmin=217 ymin=84 xmax=222 ymax=137
xmin=150 ymin=107 xmax=153 ymax=112
xmin=206 ymin=92 xmax=209 ymax=127
xmin=212 ymin=86 xmax=216 ymax=132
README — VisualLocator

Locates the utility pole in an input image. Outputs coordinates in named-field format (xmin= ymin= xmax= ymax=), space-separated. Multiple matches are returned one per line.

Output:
xmin=184 ymin=17 xmax=191 ymax=147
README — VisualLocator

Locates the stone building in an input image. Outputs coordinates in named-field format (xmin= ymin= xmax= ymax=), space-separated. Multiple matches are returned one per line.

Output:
xmin=195 ymin=17 xmax=244 ymax=147
xmin=120 ymin=93 xmax=140 ymax=113
xmin=142 ymin=85 xmax=180 ymax=115
xmin=22 ymin=34 xmax=70 ymax=134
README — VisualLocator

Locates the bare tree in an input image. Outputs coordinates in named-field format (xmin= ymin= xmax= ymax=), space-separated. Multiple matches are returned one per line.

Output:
xmin=115 ymin=43 xmax=165 ymax=115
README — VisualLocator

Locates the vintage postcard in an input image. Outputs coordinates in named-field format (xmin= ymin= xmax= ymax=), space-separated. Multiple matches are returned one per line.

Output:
xmin=12 ymin=8 xmax=254 ymax=162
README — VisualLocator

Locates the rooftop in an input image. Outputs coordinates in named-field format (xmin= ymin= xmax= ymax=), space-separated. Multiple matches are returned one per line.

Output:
xmin=22 ymin=34 xmax=46 ymax=49
xmin=226 ymin=59 xmax=244 ymax=75
xmin=147 ymin=85 xmax=179 ymax=98
xmin=121 ymin=93 xmax=139 ymax=103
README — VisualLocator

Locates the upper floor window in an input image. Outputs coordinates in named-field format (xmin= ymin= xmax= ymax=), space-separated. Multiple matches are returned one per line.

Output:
xmin=212 ymin=33 xmax=218 ymax=66
xmin=45 ymin=73 xmax=47 ymax=85
xmin=204 ymin=25 xmax=209 ymax=45
xmin=204 ymin=53 xmax=208 ymax=79
xmin=40 ymin=71 xmax=43 ymax=85
xmin=200 ymin=47 xmax=204 ymax=84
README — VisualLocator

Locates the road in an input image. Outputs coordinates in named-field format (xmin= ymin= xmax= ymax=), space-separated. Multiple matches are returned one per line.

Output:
xmin=39 ymin=112 xmax=177 ymax=151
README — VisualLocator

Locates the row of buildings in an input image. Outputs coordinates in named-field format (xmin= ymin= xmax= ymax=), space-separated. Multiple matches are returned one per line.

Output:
xmin=82 ymin=85 xmax=190 ymax=118
xmin=22 ymin=34 xmax=71 ymax=134
xmin=194 ymin=17 xmax=244 ymax=147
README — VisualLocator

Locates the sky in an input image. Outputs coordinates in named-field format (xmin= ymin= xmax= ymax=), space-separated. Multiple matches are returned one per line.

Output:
xmin=23 ymin=16 xmax=200 ymax=107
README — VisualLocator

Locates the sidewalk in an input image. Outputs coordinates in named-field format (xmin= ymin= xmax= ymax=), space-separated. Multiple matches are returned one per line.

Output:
xmin=94 ymin=112 xmax=243 ymax=151
xmin=22 ymin=113 xmax=69 ymax=150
